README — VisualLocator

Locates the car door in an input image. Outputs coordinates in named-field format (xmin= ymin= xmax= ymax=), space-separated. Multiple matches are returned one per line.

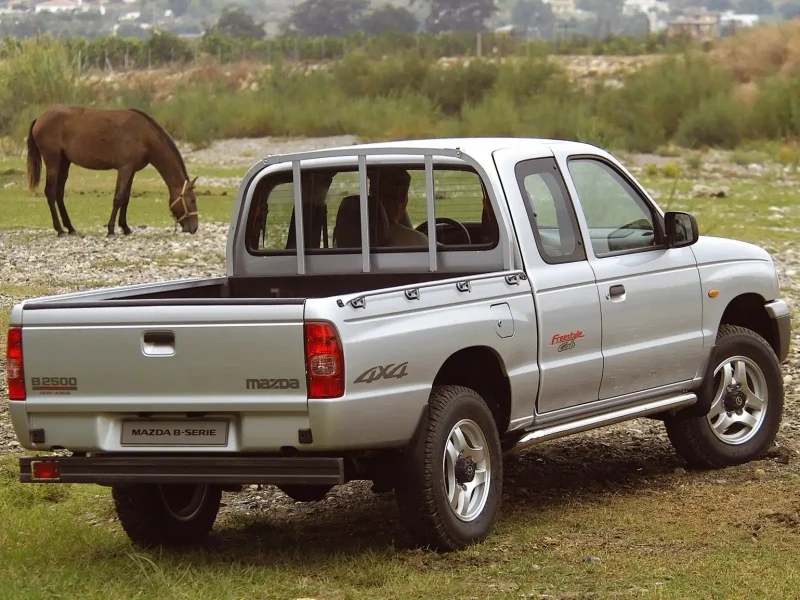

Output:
xmin=495 ymin=150 xmax=603 ymax=414
xmin=557 ymin=152 xmax=704 ymax=400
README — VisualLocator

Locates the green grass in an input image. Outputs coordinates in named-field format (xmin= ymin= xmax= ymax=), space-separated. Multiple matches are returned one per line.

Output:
xmin=3 ymin=153 xmax=799 ymax=247
xmin=0 ymin=160 xmax=240 ymax=232
xmin=2 ymin=450 xmax=800 ymax=599
xmin=640 ymin=175 xmax=800 ymax=247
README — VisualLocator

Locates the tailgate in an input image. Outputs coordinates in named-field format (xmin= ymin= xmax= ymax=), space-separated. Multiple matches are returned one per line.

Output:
xmin=21 ymin=301 xmax=307 ymax=411
xmin=16 ymin=300 xmax=309 ymax=452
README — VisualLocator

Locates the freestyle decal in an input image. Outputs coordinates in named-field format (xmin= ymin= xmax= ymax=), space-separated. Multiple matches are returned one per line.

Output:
xmin=354 ymin=362 xmax=409 ymax=384
xmin=551 ymin=330 xmax=584 ymax=353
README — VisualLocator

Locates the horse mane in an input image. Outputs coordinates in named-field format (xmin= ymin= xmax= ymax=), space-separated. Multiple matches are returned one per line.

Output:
xmin=128 ymin=108 xmax=189 ymax=180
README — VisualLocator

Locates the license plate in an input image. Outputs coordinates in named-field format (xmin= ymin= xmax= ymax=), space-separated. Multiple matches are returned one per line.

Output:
xmin=121 ymin=419 xmax=229 ymax=446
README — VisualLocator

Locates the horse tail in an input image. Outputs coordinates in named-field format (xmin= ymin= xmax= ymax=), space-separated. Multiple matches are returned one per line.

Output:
xmin=27 ymin=119 xmax=42 ymax=193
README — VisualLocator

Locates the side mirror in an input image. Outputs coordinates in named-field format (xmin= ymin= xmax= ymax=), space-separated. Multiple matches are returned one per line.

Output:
xmin=665 ymin=211 xmax=699 ymax=248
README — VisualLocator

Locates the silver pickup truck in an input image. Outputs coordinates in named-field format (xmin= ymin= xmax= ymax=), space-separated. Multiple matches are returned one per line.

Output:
xmin=5 ymin=138 xmax=792 ymax=552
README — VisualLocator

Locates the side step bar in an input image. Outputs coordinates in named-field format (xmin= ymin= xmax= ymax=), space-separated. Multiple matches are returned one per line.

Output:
xmin=19 ymin=455 xmax=345 ymax=486
xmin=512 ymin=392 xmax=697 ymax=452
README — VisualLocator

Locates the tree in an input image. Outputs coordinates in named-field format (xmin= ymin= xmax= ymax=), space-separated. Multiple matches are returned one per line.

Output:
xmin=168 ymin=0 xmax=192 ymax=18
xmin=283 ymin=0 xmax=370 ymax=36
xmin=510 ymin=0 xmax=554 ymax=37
xmin=411 ymin=0 xmax=498 ymax=33
xmin=360 ymin=4 xmax=419 ymax=34
xmin=207 ymin=7 xmax=264 ymax=40
xmin=702 ymin=0 xmax=734 ymax=11
xmin=780 ymin=0 xmax=800 ymax=18
xmin=738 ymin=0 xmax=773 ymax=14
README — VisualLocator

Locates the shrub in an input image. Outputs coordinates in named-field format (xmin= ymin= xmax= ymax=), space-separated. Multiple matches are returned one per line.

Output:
xmin=662 ymin=161 xmax=681 ymax=178
xmin=685 ymin=152 xmax=702 ymax=170
xmin=644 ymin=162 xmax=660 ymax=176
xmin=676 ymin=94 xmax=744 ymax=149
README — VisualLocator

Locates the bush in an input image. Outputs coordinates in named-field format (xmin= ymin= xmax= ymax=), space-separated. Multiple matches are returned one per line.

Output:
xmin=675 ymin=94 xmax=743 ymax=149
xmin=685 ymin=152 xmax=702 ymax=170
xmin=662 ymin=161 xmax=681 ymax=178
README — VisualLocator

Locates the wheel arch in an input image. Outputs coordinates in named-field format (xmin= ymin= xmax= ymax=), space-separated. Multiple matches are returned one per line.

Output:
xmin=718 ymin=293 xmax=780 ymax=357
xmin=431 ymin=346 xmax=511 ymax=435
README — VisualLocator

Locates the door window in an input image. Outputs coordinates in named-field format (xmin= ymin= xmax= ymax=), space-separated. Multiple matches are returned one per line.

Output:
xmin=515 ymin=158 xmax=585 ymax=264
xmin=567 ymin=159 xmax=660 ymax=256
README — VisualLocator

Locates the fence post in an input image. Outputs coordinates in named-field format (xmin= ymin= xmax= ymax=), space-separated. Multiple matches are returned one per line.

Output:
xmin=477 ymin=32 xmax=482 ymax=57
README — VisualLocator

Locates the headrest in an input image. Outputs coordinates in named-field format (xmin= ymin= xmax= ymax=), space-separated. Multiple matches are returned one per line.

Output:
xmin=333 ymin=194 xmax=390 ymax=248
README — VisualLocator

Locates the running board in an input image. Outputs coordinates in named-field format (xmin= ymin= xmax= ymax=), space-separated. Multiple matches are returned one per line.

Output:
xmin=512 ymin=392 xmax=697 ymax=452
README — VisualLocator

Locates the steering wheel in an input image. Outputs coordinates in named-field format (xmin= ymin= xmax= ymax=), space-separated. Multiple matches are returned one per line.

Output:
xmin=416 ymin=218 xmax=471 ymax=245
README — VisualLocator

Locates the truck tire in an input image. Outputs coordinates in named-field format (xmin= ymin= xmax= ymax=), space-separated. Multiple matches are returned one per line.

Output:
xmin=665 ymin=325 xmax=784 ymax=469
xmin=112 ymin=484 xmax=222 ymax=548
xmin=395 ymin=385 xmax=503 ymax=551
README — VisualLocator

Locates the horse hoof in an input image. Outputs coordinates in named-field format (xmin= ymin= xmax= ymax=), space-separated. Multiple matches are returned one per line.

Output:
xmin=122 ymin=229 xmax=132 ymax=236
xmin=68 ymin=230 xmax=78 ymax=236
xmin=107 ymin=232 xmax=115 ymax=237
xmin=57 ymin=231 xmax=66 ymax=237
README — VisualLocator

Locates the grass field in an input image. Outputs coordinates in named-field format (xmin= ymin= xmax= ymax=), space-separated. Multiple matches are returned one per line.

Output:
xmin=1 ymin=148 xmax=799 ymax=600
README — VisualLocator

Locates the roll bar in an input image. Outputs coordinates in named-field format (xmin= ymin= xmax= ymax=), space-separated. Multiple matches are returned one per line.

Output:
xmin=228 ymin=146 xmax=514 ymax=276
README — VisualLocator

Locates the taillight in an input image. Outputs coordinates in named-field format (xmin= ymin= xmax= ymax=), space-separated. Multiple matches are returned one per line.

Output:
xmin=6 ymin=327 xmax=25 ymax=401
xmin=304 ymin=321 xmax=344 ymax=399
xmin=32 ymin=460 xmax=60 ymax=480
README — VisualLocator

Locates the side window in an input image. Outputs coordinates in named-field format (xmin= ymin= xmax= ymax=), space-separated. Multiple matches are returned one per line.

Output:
xmin=567 ymin=159 xmax=659 ymax=256
xmin=515 ymin=158 xmax=585 ymax=264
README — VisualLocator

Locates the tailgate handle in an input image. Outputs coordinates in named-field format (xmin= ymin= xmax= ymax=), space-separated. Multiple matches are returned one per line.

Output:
xmin=142 ymin=331 xmax=175 ymax=357
xmin=143 ymin=331 xmax=174 ymax=345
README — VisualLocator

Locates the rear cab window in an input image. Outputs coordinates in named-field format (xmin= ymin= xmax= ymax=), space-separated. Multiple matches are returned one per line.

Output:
xmin=246 ymin=164 xmax=500 ymax=256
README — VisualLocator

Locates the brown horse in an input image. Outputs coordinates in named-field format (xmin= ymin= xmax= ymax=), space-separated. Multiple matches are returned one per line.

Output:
xmin=27 ymin=105 xmax=199 ymax=236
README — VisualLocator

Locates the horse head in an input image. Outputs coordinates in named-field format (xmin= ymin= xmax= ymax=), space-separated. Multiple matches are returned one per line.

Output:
xmin=170 ymin=176 xmax=199 ymax=234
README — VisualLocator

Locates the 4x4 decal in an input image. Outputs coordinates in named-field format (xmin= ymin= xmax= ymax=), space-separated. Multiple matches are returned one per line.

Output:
xmin=354 ymin=362 xmax=409 ymax=384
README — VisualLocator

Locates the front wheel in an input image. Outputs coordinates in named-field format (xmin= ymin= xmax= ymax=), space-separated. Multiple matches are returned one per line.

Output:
xmin=112 ymin=483 xmax=222 ymax=548
xmin=665 ymin=324 xmax=784 ymax=469
xmin=395 ymin=385 xmax=503 ymax=551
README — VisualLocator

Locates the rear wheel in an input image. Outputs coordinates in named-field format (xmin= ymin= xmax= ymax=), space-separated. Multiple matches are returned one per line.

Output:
xmin=395 ymin=385 xmax=502 ymax=551
xmin=665 ymin=325 xmax=784 ymax=469
xmin=112 ymin=483 xmax=221 ymax=548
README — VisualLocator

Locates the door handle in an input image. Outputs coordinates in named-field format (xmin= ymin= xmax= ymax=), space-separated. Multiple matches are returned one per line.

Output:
xmin=143 ymin=331 xmax=174 ymax=345
xmin=607 ymin=284 xmax=626 ymax=301
xmin=142 ymin=330 xmax=175 ymax=356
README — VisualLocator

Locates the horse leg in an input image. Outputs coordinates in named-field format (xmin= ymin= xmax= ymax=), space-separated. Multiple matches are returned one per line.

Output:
xmin=118 ymin=172 xmax=136 ymax=236
xmin=43 ymin=161 xmax=64 ymax=236
xmin=107 ymin=167 xmax=134 ymax=236
xmin=55 ymin=157 xmax=76 ymax=235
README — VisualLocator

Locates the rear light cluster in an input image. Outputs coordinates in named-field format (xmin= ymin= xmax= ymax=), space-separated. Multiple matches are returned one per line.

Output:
xmin=6 ymin=327 xmax=26 ymax=401
xmin=304 ymin=321 xmax=344 ymax=399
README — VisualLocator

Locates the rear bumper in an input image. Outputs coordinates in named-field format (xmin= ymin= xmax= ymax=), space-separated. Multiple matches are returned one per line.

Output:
xmin=765 ymin=299 xmax=792 ymax=363
xmin=18 ymin=455 xmax=345 ymax=486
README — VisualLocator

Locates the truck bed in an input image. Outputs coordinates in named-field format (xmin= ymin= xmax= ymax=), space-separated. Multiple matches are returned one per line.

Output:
xmin=20 ymin=273 xmax=475 ymax=306
xmin=10 ymin=270 xmax=489 ymax=454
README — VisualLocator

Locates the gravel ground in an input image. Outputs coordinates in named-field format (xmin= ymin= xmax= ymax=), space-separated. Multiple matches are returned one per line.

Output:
xmin=1 ymin=137 xmax=798 ymax=530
